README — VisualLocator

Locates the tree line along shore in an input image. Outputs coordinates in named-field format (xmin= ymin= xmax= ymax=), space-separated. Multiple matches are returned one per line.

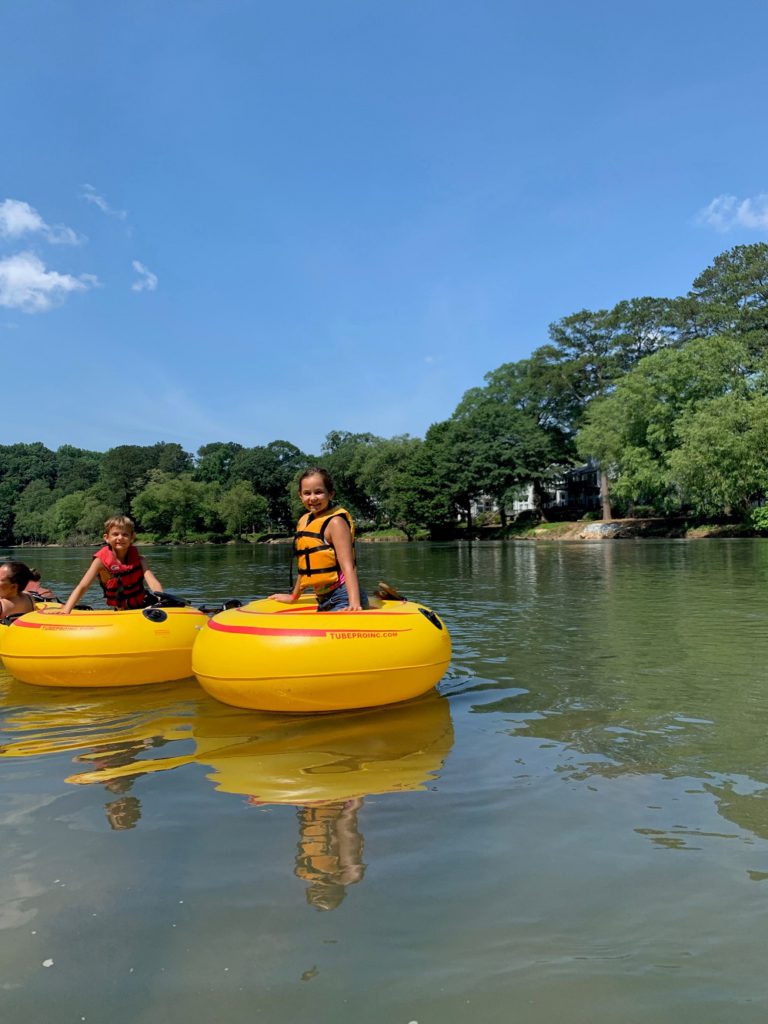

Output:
xmin=4 ymin=242 xmax=768 ymax=548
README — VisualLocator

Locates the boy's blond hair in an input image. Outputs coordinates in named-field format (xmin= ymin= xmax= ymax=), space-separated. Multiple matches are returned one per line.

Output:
xmin=103 ymin=515 xmax=136 ymax=536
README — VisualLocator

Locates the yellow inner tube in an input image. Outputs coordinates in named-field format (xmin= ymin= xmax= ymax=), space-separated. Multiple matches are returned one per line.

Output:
xmin=0 ymin=605 xmax=207 ymax=688
xmin=192 ymin=595 xmax=452 ymax=713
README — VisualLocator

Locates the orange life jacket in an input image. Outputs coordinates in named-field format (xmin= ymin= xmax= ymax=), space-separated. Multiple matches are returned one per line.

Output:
xmin=294 ymin=506 xmax=355 ymax=594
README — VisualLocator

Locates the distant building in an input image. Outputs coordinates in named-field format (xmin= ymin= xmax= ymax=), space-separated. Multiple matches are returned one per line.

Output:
xmin=509 ymin=479 xmax=568 ymax=515
xmin=469 ymin=462 xmax=601 ymax=522
xmin=564 ymin=462 xmax=601 ymax=512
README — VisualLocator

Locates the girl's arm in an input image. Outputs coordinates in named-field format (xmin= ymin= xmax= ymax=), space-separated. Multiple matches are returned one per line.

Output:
xmin=270 ymin=579 xmax=303 ymax=603
xmin=61 ymin=561 xmax=102 ymax=614
xmin=325 ymin=517 xmax=362 ymax=611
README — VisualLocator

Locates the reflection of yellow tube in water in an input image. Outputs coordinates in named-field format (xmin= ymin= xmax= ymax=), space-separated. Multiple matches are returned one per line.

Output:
xmin=0 ymin=674 xmax=454 ymax=806
xmin=0 ymin=676 xmax=201 ymax=759
xmin=194 ymin=691 xmax=454 ymax=804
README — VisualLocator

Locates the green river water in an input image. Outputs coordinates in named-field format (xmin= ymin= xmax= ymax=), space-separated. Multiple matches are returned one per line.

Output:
xmin=2 ymin=539 xmax=768 ymax=1023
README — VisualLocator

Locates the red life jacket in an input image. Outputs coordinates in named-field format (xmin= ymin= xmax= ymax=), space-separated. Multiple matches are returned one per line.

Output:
xmin=93 ymin=545 xmax=148 ymax=609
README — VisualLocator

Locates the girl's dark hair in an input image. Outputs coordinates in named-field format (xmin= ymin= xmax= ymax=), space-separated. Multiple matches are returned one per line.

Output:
xmin=298 ymin=467 xmax=335 ymax=493
xmin=2 ymin=562 xmax=40 ymax=590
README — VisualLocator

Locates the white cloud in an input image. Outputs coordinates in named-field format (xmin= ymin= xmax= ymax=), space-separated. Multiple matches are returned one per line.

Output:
xmin=0 ymin=252 xmax=98 ymax=313
xmin=697 ymin=192 xmax=768 ymax=232
xmin=0 ymin=199 xmax=44 ymax=237
xmin=0 ymin=199 xmax=81 ymax=245
xmin=81 ymin=183 xmax=127 ymax=220
xmin=131 ymin=259 xmax=158 ymax=292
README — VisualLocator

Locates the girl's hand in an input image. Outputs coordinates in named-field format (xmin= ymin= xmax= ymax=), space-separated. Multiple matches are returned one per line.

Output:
xmin=269 ymin=593 xmax=296 ymax=603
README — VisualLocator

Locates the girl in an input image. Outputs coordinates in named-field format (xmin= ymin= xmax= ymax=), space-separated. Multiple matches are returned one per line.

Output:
xmin=270 ymin=468 xmax=369 ymax=612
xmin=0 ymin=562 xmax=44 ymax=620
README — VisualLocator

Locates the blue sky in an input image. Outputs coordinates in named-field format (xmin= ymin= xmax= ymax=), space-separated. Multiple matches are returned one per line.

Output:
xmin=3 ymin=0 xmax=768 ymax=457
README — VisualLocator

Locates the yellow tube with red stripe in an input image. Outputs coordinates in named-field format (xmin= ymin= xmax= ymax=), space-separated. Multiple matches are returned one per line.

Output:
xmin=192 ymin=595 xmax=451 ymax=712
xmin=0 ymin=606 xmax=207 ymax=688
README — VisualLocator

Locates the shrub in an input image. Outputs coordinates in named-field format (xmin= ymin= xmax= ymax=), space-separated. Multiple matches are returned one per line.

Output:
xmin=750 ymin=506 xmax=768 ymax=534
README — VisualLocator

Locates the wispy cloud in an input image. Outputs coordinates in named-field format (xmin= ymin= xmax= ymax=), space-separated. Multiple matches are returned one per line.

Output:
xmin=696 ymin=193 xmax=768 ymax=232
xmin=0 ymin=199 xmax=82 ymax=245
xmin=131 ymin=259 xmax=158 ymax=292
xmin=81 ymin=184 xmax=127 ymax=221
xmin=0 ymin=252 xmax=98 ymax=313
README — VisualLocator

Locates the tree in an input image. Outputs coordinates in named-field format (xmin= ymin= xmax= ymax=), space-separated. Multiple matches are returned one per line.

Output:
xmin=356 ymin=435 xmax=426 ymax=538
xmin=0 ymin=442 xmax=57 ymax=491
xmin=0 ymin=482 xmax=16 ymax=545
xmin=576 ymin=335 xmax=755 ymax=512
xmin=454 ymin=356 xmax=574 ymax=520
xmin=131 ymin=474 xmax=215 ymax=540
xmin=194 ymin=442 xmax=245 ymax=485
xmin=220 ymin=481 xmax=269 ymax=537
xmin=13 ymin=480 xmax=56 ymax=543
xmin=320 ymin=432 xmax=381 ymax=521
xmin=421 ymin=420 xmax=478 ymax=528
xmin=542 ymin=298 xmax=682 ymax=518
xmin=449 ymin=400 xmax=559 ymax=528
xmin=53 ymin=445 xmax=102 ymax=496
xmin=228 ymin=441 xmax=308 ymax=528
xmin=99 ymin=446 xmax=161 ymax=509
xmin=98 ymin=443 xmax=193 ymax=509
xmin=669 ymin=393 xmax=768 ymax=516
xmin=688 ymin=243 xmax=768 ymax=342
xmin=43 ymin=490 xmax=112 ymax=544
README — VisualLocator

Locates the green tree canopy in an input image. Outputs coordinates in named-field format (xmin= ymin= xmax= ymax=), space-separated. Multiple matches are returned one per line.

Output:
xmin=43 ymin=490 xmax=112 ymax=545
xmin=669 ymin=393 xmax=768 ymax=516
xmin=688 ymin=243 xmax=768 ymax=342
xmin=131 ymin=473 xmax=217 ymax=540
xmin=194 ymin=442 xmax=245 ymax=485
xmin=576 ymin=335 xmax=757 ymax=512
xmin=219 ymin=481 xmax=269 ymax=537
xmin=13 ymin=479 xmax=55 ymax=543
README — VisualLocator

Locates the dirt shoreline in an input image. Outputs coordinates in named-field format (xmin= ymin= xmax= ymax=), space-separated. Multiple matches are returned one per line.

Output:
xmin=516 ymin=518 xmax=753 ymax=541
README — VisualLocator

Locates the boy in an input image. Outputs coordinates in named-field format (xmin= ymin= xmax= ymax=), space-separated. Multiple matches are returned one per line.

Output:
xmin=61 ymin=515 xmax=163 ymax=614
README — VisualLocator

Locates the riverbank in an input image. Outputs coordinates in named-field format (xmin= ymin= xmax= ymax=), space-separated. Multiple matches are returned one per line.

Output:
xmin=11 ymin=518 xmax=756 ymax=549
xmin=501 ymin=517 xmax=755 ymax=540
xmin=362 ymin=518 xmax=759 ymax=542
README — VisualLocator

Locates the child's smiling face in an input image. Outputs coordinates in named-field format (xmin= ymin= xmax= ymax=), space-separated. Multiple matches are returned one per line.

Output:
xmin=104 ymin=524 xmax=135 ymax=557
xmin=299 ymin=473 xmax=334 ymax=515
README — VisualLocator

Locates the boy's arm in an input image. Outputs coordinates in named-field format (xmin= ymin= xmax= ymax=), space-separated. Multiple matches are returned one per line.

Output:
xmin=61 ymin=561 xmax=101 ymax=614
xmin=141 ymin=559 xmax=162 ymax=593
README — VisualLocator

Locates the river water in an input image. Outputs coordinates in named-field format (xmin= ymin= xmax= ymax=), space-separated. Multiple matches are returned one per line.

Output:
xmin=2 ymin=539 xmax=768 ymax=1023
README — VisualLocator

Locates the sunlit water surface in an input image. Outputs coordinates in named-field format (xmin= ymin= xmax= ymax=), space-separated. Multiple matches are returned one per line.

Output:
xmin=2 ymin=540 xmax=768 ymax=1023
